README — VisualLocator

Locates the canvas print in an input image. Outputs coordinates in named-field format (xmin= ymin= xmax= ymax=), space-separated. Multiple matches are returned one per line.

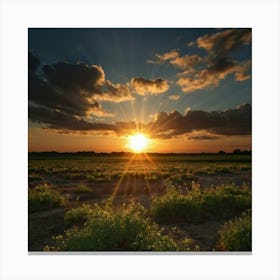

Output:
xmin=28 ymin=28 xmax=252 ymax=252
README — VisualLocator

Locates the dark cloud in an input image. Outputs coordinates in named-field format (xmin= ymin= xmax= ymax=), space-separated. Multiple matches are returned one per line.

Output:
xmin=29 ymin=52 xmax=134 ymax=129
xmin=43 ymin=62 xmax=105 ymax=93
xmin=29 ymin=86 xmax=251 ymax=139
xmin=131 ymin=77 xmax=169 ymax=95
xmin=28 ymin=52 xmax=40 ymax=73
xmin=188 ymin=135 xmax=220 ymax=140
xmin=146 ymin=103 xmax=251 ymax=138
xmin=196 ymin=29 xmax=251 ymax=58
xmin=29 ymin=105 xmax=116 ymax=131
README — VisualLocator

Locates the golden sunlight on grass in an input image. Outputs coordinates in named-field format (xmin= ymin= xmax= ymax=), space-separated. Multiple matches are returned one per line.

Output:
xmin=128 ymin=133 xmax=149 ymax=153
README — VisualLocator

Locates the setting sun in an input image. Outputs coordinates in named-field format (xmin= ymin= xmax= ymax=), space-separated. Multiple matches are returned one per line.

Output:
xmin=128 ymin=133 xmax=149 ymax=152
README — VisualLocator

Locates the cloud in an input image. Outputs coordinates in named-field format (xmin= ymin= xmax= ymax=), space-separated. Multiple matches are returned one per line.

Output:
xmin=131 ymin=77 xmax=169 ymax=95
xmin=156 ymin=49 xmax=180 ymax=61
xmin=29 ymin=105 xmax=117 ymax=131
xmin=196 ymin=29 xmax=251 ymax=57
xmin=95 ymin=80 xmax=134 ymax=102
xmin=43 ymin=62 xmax=105 ymax=93
xmin=28 ymin=51 xmax=40 ymax=73
xmin=188 ymin=134 xmax=220 ymax=140
xmin=168 ymin=95 xmax=180 ymax=100
xmin=149 ymin=50 xmax=203 ymax=74
xmin=29 ymin=52 xmax=135 ymax=130
xmin=146 ymin=103 xmax=251 ymax=138
xmin=177 ymin=58 xmax=251 ymax=93
xmin=149 ymin=29 xmax=251 ymax=94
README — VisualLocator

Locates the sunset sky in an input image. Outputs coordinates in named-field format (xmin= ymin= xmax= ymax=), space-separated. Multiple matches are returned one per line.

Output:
xmin=28 ymin=28 xmax=251 ymax=153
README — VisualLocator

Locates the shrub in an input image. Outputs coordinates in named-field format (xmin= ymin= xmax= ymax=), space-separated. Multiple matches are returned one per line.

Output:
xmin=28 ymin=184 xmax=66 ymax=213
xmin=218 ymin=210 xmax=251 ymax=251
xmin=150 ymin=186 xmax=202 ymax=223
xmin=150 ymin=184 xmax=251 ymax=224
xmin=64 ymin=204 xmax=93 ymax=226
xmin=47 ymin=202 xmax=178 ymax=251
xmin=203 ymin=184 xmax=251 ymax=217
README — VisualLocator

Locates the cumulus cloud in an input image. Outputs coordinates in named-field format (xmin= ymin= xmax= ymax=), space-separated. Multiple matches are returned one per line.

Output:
xmin=196 ymin=29 xmax=251 ymax=57
xmin=149 ymin=29 xmax=251 ymax=93
xmin=29 ymin=52 xmax=136 ymax=130
xmin=177 ymin=58 xmax=251 ymax=93
xmin=131 ymin=77 xmax=169 ymax=95
xmin=149 ymin=50 xmax=203 ymax=74
xmin=43 ymin=62 xmax=105 ymax=93
xmin=95 ymin=80 xmax=133 ymax=102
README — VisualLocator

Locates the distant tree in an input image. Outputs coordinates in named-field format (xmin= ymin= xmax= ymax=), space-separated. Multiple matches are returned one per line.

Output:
xmin=218 ymin=150 xmax=226 ymax=155
xmin=233 ymin=149 xmax=242 ymax=155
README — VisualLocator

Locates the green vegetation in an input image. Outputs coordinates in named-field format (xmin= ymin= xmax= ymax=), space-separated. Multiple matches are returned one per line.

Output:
xmin=28 ymin=184 xmax=66 ymax=213
xmin=150 ymin=183 xmax=251 ymax=224
xmin=46 ymin=203 xmax=178 ymax=251
xmin=64 ymin=204 xmax=93 ymax=226
xmin=218 ymin=210 xmax=251 ymax=251
xmin=71 ymin=185 xmax=93 ymax=194
xmin=28 ymin=154 xmax=252 ymax=251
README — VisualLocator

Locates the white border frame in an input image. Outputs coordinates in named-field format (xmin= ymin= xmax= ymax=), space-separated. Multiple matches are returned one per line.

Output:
xmin=1 ymin=0 xmax=279 ymax=279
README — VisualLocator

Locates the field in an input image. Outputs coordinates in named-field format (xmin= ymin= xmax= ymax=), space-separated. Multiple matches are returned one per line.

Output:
xmin=28 ymin=152 xmax=251 ymax=252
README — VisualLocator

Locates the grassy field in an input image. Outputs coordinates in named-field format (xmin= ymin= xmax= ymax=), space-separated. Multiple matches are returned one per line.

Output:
xmin=28 ymin=153 xmax=251 ymax=251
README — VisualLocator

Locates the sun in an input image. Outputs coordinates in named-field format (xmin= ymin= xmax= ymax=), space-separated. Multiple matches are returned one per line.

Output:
xmin=128 ymin=133 xmax=149 ymax=153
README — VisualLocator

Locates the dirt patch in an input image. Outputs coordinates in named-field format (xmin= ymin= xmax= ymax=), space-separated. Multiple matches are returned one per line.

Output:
xmin=28 ymin=208 xmax=66 ymax=251
xmin=164 ymin=218 xmax=228 ymax=251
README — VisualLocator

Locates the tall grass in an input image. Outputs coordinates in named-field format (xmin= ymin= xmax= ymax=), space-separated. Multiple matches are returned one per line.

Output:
xmin=218 ymin=210 xmax=251 ymax=251
xmin=28 ymin=184 xmax=66 ymax=213
xmin=150 ymin=183 xmax=251 ymax=224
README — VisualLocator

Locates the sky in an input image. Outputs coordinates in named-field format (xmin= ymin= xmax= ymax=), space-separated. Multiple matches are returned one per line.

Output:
xmin=28 ymin=28 xmax=252 ymax=153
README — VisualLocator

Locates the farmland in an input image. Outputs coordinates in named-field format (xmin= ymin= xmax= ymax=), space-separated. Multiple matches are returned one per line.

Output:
xmin=28 ymin=152 xmax=251 ymax=252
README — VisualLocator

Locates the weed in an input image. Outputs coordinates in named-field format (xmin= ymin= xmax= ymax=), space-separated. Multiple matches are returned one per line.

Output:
xmin=28 ymin=184 xmax=66 ymax=213
xmin=64 ymin=204 xmax=93 ymax=226
xmin=218 ymin=210 xmax=251 ymax=251
xmin=47 ymin=202 xmax=178 ymax=251
xmin=150 ymin=184 xmax=251 ymax=224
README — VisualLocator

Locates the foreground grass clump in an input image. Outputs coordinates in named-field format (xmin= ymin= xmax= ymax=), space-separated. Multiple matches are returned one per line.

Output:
xmin=218 ymin=210 xmax=251 ymax=251
xmin=46 ymin=202 xmax=178 ymax=251
xmin=150 ymin=186 xmax=202 ymax=223
xmin=150 ymin=184 xmax=251 ymax=224
xmin=64 ymin=204 xmax=93 ymax=226
xmin=28 ymin=184 xmax=66 ymax=213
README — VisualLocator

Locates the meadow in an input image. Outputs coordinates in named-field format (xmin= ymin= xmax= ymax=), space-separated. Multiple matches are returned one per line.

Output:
xmin=28 ymin=152 xmax=251 ymax=251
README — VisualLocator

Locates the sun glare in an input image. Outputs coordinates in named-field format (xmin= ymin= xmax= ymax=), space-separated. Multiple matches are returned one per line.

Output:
xmin=128 ymin=133 xmax=149 ymax=153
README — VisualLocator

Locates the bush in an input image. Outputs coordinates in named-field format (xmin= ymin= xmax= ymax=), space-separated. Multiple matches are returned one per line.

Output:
xmin=150 ymin=184 xmax=251 ymax=224
xmin=218 ymin=210 xmax=251 ymax=251
xmin=150 ymin=186 xmax=202 ymax=223
xmin=46 ymin=202 xmax=178 ymax=251
xmin=64 ymin=204 xmax=93 ymax=226
xmin=28 ymin=184 xmax=66 ymax=213
xmin=203 ymin=184 xmax=251 ymax=217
